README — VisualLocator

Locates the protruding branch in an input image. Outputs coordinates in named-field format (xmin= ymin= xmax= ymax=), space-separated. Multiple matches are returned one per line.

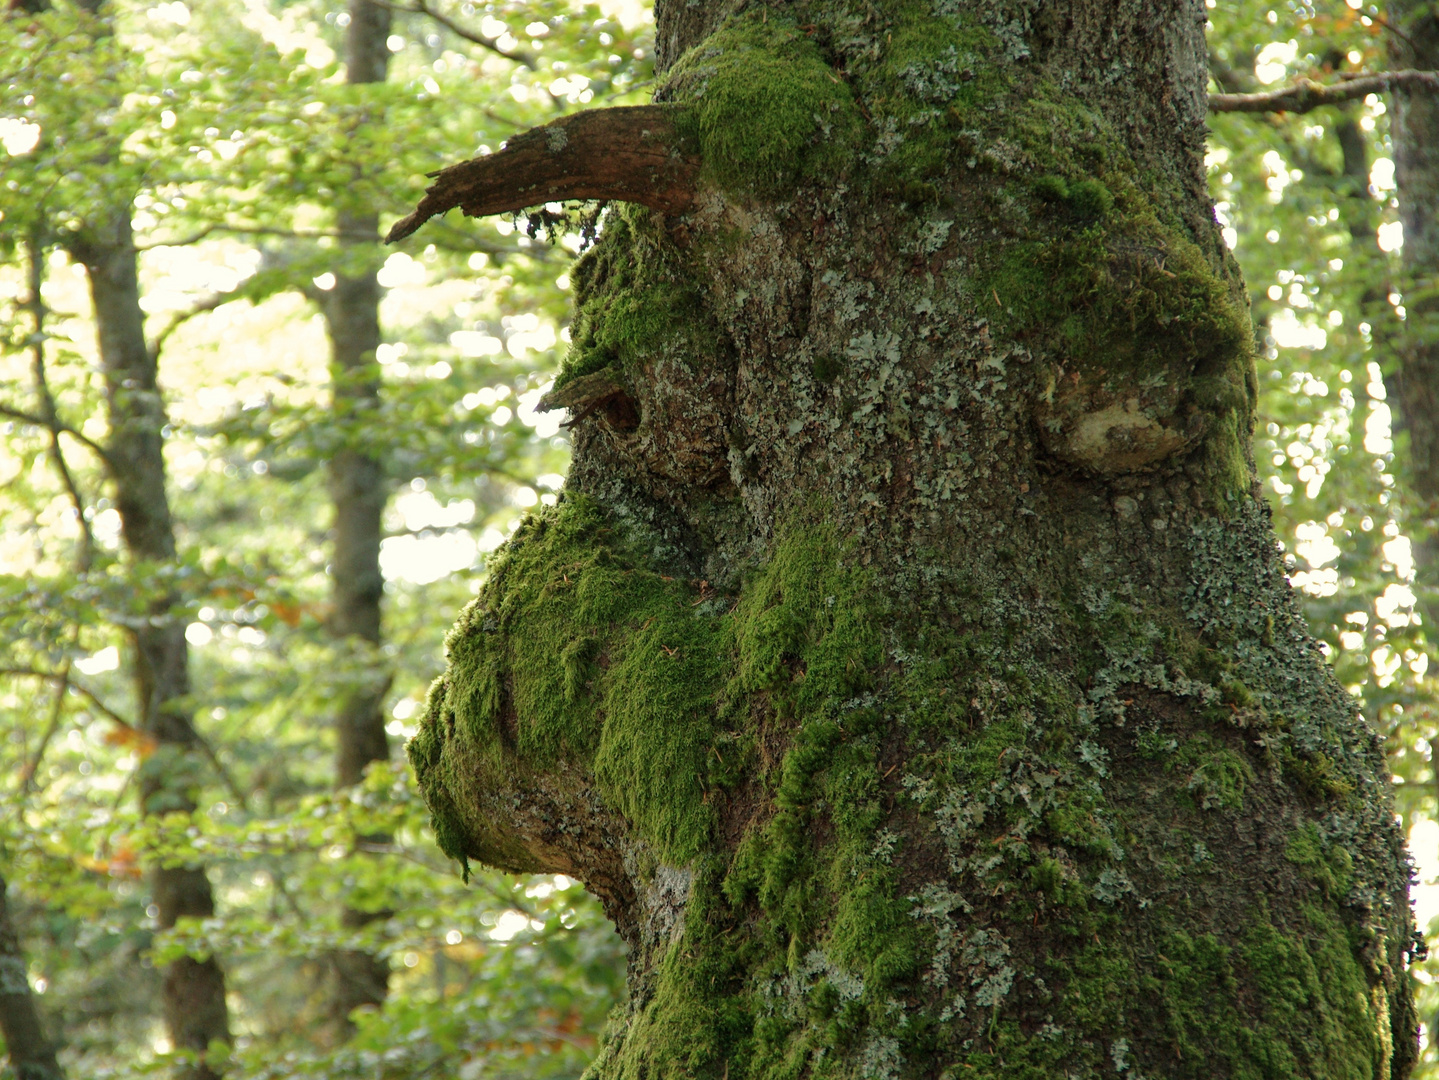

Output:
xmin=1209 ymin=70 xmax=1439 ymax=114
xmin=385 ymin=106 xmax=698 ymax=243
xmin=537 ymin=367 xmax=624 ymax=413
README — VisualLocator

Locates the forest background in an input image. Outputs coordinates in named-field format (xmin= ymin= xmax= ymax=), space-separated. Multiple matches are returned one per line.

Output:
xmin=0 ymin=0 xmax=1434 ymax=1076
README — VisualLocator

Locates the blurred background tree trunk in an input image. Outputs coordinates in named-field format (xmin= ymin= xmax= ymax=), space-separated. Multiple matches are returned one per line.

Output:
xmin=0 ymin=872 xmax=64 ymax=1080
xmin=1388 ymin=4 xmax=1439 ymax=633
xmin=318 ymin=0 xmax=394 ymax=1041
xmin=71 ymin=210 xmax=231 ymax=1080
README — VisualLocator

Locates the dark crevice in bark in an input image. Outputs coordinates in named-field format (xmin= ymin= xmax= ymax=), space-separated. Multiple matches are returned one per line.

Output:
xmin=0 ymin=874 xmax=65 ymax=1080
xmin=321 ymin=0 xmax=393 ymax=1041
xmin=70 ymin=208 xmax=230 ymax=1080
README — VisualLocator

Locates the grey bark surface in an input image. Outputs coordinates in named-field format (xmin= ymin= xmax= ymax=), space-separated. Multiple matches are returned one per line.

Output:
xmin=408 ymin=0 xmax=1420 ymax=1075
xmin=0 ymin=874 xmax=64 ymax=1080
xmin=70 ymin=212 xmax=230 ymax=1080
xmin=319 ymin=0 xmax=392 ymax=1038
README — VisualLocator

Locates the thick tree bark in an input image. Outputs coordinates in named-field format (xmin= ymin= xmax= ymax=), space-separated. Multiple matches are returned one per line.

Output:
xmin=0 ymin=874 xmax=64 ymax=1080
xmin=319 ymin=0 xmax=392 ymax=1039
xmin=1387 ymin=4 xmax=1439 ymax=633
xmin=408 ymin=0 xmax=1420 ymax=1075
xmin=70 ymin=214 xmax=230 ymax=1080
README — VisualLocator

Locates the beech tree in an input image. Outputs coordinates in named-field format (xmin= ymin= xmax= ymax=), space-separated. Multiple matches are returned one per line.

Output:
xmin=397 ymin=0 xmax=1423 ymax=1075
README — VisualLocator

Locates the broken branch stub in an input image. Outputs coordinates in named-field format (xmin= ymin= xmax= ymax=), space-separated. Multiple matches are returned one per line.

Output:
xmin=385 ymin=105 xmax=699 ymax=243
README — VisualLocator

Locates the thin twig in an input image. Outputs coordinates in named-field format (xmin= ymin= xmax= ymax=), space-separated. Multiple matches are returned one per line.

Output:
xmin=1370 ymin=13 xmax=1420 ymax=55
xmin=0 ymin=667 xmax=138 ymax=732
xmin=0 ymin=402 xmax=115 ymax=472
xmin=25 ymin=236 xmax=95 ymax=567
xmin=135 ymin=223 xmax=391 ymax=251
xmin=109 ymin=765 xmax=135 ymax=811
xmin=1209 ymin=69 xmax=1439 ymax=114
xmin=193 ymin=729 xmax=249 ymax=812
xmin=148 ymin=291 xmax=238 ymax=364
xmin=367 ymin=0 xmax=537 ymax=69
xmin=2 ymin=663 xmax=248 ymax=809
xmin=20 ymin=659 xmax=71 ymax=798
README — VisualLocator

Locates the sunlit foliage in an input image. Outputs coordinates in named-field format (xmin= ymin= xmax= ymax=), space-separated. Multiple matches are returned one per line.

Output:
xmin=0 ymin=0 xmax=649 ymax=1073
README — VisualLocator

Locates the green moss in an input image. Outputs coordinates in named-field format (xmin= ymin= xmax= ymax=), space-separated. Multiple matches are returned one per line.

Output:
xmin=862 ymin=8 xmax=1005 ymax=186
xmin=1233 ymin=906 xmax=1388 ymax=1077
xmin=1032 ymin=174 xmax=1069 ymax=204
xmin=955 ymin=90 xmax=1257 ymax=482
xmin=984 ymin=194 xmax=1249 ymax=388
xmin=811 ymin=353 xmax=844 ymax=384
xmin=1030 ymin=175 xmax=1113 ymax=223
xmin=665 ymin=12 xmax=864 ymax=198
xmin=413 ymin=494 xmax=724 ymax=865
xmin=1283 ymin=747 xmax=1357 ymax=802
xmin=1041 ymin=904 xmax=1391 ymax=1080
xmin=555 ymin=207 xmax=723 ymax=392
xmin=1066 ymin=178 xmax=1114 ymax=223
xmin=414 ymin=495 xmax=1408 ymax=1076
xmin=605 ymin=864 xmax=757 ymax=1079
xmin=659 ymin=0 xmax=1014 ymax=199
xmin=1285 ymin=824 xmax=1355 ymax=899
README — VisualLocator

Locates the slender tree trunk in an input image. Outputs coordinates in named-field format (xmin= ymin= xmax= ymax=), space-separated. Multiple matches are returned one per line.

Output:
xmin=1388 ymin=3 xmax=1439 ymax=632
xmin=0 ymin=874 xmax=64 ymax=1080
xmin=408 ymin=0 xmax=1419 ymax=1075
xmin=320 ymin=0 xmax=392 ymax=1039
xmin=70 ymin=213 xmax=230 ymax=1080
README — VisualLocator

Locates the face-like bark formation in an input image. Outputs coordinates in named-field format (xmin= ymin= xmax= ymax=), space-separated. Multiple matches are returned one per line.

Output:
xmin=411 ymin=0 xmax=1419 ymax=1074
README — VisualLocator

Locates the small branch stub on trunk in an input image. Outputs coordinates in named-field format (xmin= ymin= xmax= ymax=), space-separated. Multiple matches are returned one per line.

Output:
xmin=385 ymin=105 xmax=699 ymax=243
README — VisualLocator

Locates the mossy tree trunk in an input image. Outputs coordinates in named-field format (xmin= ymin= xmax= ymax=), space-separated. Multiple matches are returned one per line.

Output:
xmin=410 ymin=0 xmax=1421 ymax=1075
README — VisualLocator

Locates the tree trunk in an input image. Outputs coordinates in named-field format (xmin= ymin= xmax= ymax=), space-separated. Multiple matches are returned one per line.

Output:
xmin=410 ymin=0 xmax=1420 ymax=1075
xmin=1387 ymin=4 xmax=1439 ymax=633
xmin=319 ymin=0 xmax=392 ymax=1039
xmin=70 ymin=214 xmax=231 ymax=1080
xmin=0 ymin=873 xmax=64 ymax=1080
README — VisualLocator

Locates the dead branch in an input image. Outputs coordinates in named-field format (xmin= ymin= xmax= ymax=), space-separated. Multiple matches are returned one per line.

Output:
xmin=1209 ymin=69 xmax=1439 ymax=114
xmin=385 ymin=105 xmax=698 ymax=243
xmin=537 ymin=366 xmax=625 ymax=414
